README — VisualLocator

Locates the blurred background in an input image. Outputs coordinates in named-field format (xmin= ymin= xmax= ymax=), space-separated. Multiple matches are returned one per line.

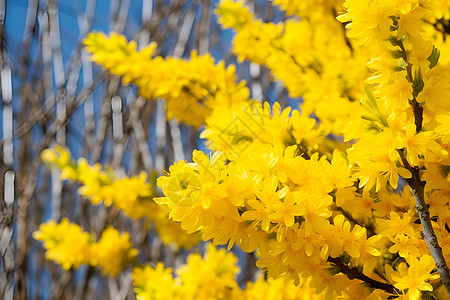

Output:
xmin=0 ymin=0 xmax=295 ymax=299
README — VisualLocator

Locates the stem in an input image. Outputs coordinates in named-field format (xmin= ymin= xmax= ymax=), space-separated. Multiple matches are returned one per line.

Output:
xmin=409 ymin=97 xmax=423 ymax=132
xmin=397 ymin=37 xmax=450 ymax=296
xmin=398 ymin=149 xmax=450 ymax=296
xmin=327 ymin=256 xmax=397 ymax=294
xmin=397 ymin=40 xmax=424 ymax=132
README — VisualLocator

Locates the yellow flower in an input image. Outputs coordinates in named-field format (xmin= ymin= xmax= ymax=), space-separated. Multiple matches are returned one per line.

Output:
xmin=329 ymin=215 xmax=365 ymax=258
xmin=409 ymin=38 xmax=433 ymax=70
xmin=243 ymin=275 xmax=324 ymax=299
xmin=269 ymin=190 xmax=304 ymax=228
xmin=417 ymin=67 xmax=450 ymax=113
xmin=349 ymin=129 xmax=412 ymax=191
xmin=153 ymin=208 xmax=202 ymax=249
xmin=76 ymin=158 xmax=112 ymax=204
xmin=390 ymin=255 xmax=440 ymax=299
xmin=33 ymin=218 xmax=92 ymax=270
xmin=435 ymin=113 xmax=450 ymax=144
xmin=84 ymin=33 xmax=249 ymax=128
xmin=91 ymin=226 xmax=138 ymax=276
xmin=376 ymin=210 xmax=417 ymax=240
xmin=400 ymin=123 xmax=443 ymax=166
xmin=132 ymin=263 xmax=177 ymax=300
xmin=74 ymin=1 xmax=450 ymax=296
xmin=338 ymin=0 xmax=395 ymax=44
xmin=177 ymin=244 xmax=240 ymax=299
xmin=388 ymin=235 xmax=420 ymax=258
xmin=106 ymin=172 xmax=155 ymax=219
xmin=157 ymin=160 xmax=203 ymax=208
xmin=215 ymin=0 xmax=254 ymax=30
xmin=241 ymin=176 xmax=284 ymax=232
xmin=41 ymin=146 xmax=79 ymax=181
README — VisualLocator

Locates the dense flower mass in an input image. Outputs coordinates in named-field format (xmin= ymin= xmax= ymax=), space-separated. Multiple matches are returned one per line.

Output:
xmin=84 ymin=32 xmax=249 ymax=128
xmin=132 ymin=245 xmax=241 ymax=299
xmin=33 ymin=218 xmax=92 ymax=271
xmin=33 ymin=219 xmax=137 ymax=276
xmin=132 ymin=244 xmax=324 ymax=300
xmin=35 ymin=0 xmax=450 ymax=298
xmin=40 ymin=147 xmax=201 ymax=249
xmin=156 ymin=0 xmax=450 ymax=297
xmin=216 ymin=0 xmax=367 ymax=135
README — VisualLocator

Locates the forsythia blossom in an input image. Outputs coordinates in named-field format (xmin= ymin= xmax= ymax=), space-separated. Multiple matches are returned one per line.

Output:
xmin=35 ymin=0 xmax=450 ymax=298
xmin=132 ymin=244 xmax=324 ymax=300
xmin=84 ymin=32 xmax=249 ymax=128
xmin=40 ymin=147 xmax=201 ymax=249
xmin=33 ymin=219 xmax=137 ymax=276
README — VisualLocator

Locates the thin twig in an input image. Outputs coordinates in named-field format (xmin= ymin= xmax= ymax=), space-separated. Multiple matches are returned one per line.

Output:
xmin=327 ymin=256 xmax=397 ymax=294
xmin=398 ymin=149 xmax=450 ymax=296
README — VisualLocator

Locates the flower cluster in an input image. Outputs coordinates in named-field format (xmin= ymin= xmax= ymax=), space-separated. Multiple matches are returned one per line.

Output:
xmin=41 ymin=147 xmax=201 ymax=249
xmin=340 ymin=0 xmax=450 ymax=191
xmin=157 ymin=125 xmax=392 ymax=296
xmin=35 ymin=0 xmax=450 ymax=298
xmin=33 ymin=219 xmax=137 ymax=276
xmin=132 ymin=244 xmax=323 ymax=300
xmin=269 ymin=0 xmax=343 ymax=18
xmin=336 ymin=4 xmax=450 ymax=296
xmin=155 ymin=0 xmax=450 ymax=298
xmin=133 ymin=244 xmax=240 ymax=299
xmin=201 ymin=101 xmax=324 ymax=158
xmin=216 ymin=0 xmax=367 ymax=135
xmin=84 ymin=32 xmax=249 ymax=128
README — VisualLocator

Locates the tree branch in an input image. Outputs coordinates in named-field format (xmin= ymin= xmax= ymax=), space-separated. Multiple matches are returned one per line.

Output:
xmin=398 ymin=149 xmax=450 ymax=296
xmin=396 ymin=36 xmax=450 ymax=296
xmin=327 ymin=256 xmax=397 ymax=294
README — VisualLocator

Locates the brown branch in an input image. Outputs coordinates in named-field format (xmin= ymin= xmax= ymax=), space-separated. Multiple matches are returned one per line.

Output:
xmin=396 ymin=37 xmax=450 ymax=297
xmin=327 ymin=256 xmax=397 ymax=294
xmin=398 ymin=149 xmax=450 ymax=296
xmin=409 ymin=96 xmax=424 ymax=132
xmin=240 ymin=251 xmax=257 ymax=285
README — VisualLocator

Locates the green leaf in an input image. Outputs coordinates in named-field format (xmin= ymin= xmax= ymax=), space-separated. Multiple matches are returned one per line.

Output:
xmin=412 ymin=68 xmax=424 ymax=97
xmin=427 ymin=46 xmax=440 ymax=69
xmin=361 ymin=114 xmax=379 ymax=122
xmin=389 ymin=16 xmax=399 ymax=27
xmin=391 ymin=50 xmax=404 ymax=59
xmin=440 ymin=165 xmax=450 ymax=178
xmin=360 ymin=98 xmax=376 ymax=114
xmin=393 ymin=66 xmax=404 ymax=72
xmin=367 ymin=123 xmax=383 ymax=133
xmin=390 ymin=25 xmax=399 ymax=31
xmin=388 ymin=36 xmax=399 ymax=46
xmin=364 ymin=87 xmax=379 ymax=110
